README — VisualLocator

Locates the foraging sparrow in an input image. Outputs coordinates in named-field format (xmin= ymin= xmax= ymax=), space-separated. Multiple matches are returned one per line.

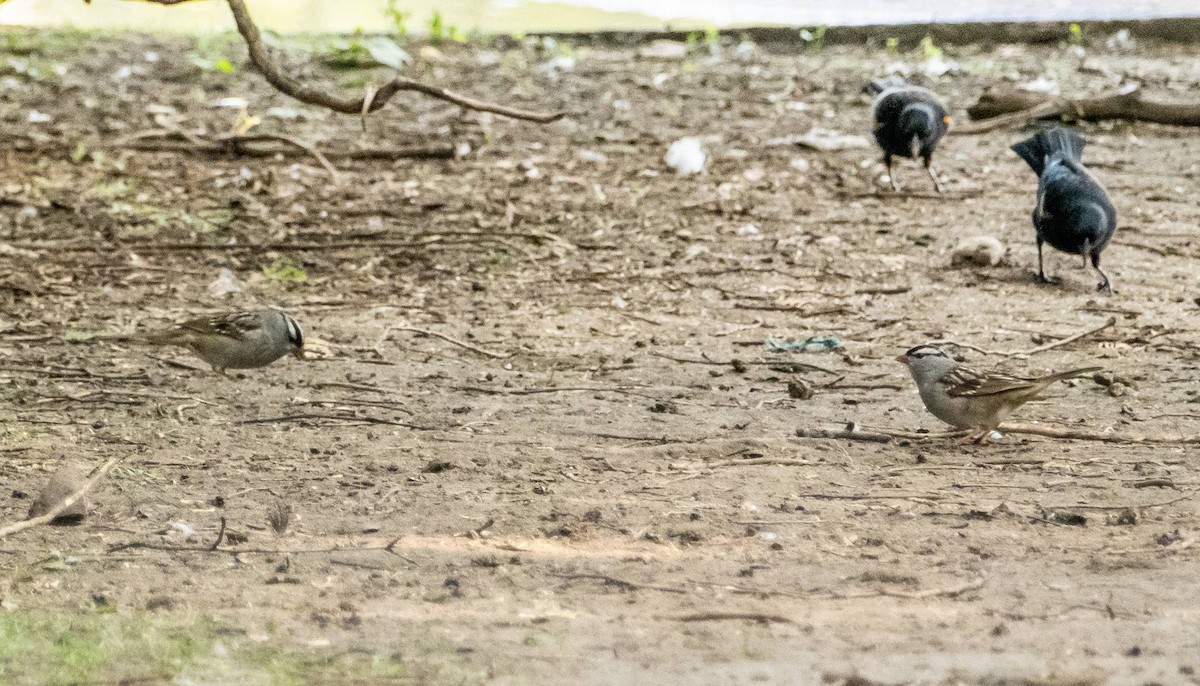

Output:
xmin=872 ymin=85 xmax=950 ymax=192
xmin=897 ymin=345 xmax=1099 ymax=441
xmin=143 ymin=309 xmax=304 ymax=373
xmin=1011 ymin=127 xmax=1117 ymax=291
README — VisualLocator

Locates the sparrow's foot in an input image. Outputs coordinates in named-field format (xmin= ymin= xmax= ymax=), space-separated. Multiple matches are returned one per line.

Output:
xmin=1037 ymin=273 xmax=1062 ymax=286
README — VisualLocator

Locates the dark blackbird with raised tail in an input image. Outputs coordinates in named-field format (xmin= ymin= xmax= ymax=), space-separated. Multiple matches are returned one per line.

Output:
xmin=1011 ymin=127 xmax=1117 ymax=292
xmin=871 ymin=86 xmax=950 ymax=192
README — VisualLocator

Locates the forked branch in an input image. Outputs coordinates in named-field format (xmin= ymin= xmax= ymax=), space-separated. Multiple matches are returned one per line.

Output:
xmin=90 ymin=0 xmax=568 ymax=124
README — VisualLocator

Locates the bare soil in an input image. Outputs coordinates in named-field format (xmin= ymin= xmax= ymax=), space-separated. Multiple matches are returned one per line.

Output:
xmin=2 ymin=29 xmax=1199 ymax=685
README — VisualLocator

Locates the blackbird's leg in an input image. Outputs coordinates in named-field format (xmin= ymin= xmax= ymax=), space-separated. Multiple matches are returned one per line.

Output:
xmin=1092 ymin=251 xmax=1114 ymax=293
xmin=1036 ymin=237 xmax=1060 ymax=285
xmin=924 ymin=155 xmax=944 ymax=193
xmin=885 ymin=154 xmax=901 ymax=192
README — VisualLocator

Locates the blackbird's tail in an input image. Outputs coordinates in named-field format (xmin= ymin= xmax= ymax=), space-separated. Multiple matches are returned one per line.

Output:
xmin=1011 ymin=127 xmax=1085 ymax=176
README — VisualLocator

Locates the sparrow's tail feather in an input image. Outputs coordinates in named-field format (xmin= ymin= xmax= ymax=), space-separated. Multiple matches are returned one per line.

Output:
xmin=1039 ymin=367 xmax=1102 ymax=385
xmin=127 ymin=331 xmax=191 ymax=346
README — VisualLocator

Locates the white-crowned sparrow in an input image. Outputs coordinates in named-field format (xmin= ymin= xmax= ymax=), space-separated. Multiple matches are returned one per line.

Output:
xmin=143 ymin=309 xmax=304 ymax=374
xmin=897 ymin=345 xmax=1099 ymax=441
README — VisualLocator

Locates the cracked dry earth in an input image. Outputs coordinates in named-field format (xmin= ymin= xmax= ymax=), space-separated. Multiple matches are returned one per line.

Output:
xmin=2 ymin=29 xmax=1200 ymax=685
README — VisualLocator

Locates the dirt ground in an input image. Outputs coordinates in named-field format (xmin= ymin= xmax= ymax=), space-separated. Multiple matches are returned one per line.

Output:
xmin=2 ymin=27 xmax=1199 ymax=685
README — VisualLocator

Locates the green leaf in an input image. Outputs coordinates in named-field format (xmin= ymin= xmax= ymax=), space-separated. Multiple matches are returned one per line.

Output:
xmin=213 ymin=58 xmax=236 ymax=74
xmin=263 ymin=257 xmax=308 ymax=283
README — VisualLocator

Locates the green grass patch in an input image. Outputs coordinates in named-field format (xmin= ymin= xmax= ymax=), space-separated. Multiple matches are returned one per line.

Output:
xmin=0 ymin=608 xmax=483 ymax=685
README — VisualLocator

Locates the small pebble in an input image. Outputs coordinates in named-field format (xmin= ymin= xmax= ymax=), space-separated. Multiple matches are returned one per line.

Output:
xmin=950 ymin=235 xmax=1005 ymax=267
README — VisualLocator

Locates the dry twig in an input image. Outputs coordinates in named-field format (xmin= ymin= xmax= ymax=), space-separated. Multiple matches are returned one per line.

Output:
xmin=663 ymin=612 xmax=796 ymax=625
xmin=385 ymin=326 xmax=511 ymax=359
xmin=89 ymin=0 xmax=566 ymax=123
xmin=0 ymin=457 xmax=122 ymax=539
xmin=928 ymin=317 xmax=1115 ymax=358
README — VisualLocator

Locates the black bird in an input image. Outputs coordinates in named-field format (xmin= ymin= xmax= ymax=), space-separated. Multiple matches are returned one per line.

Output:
xmin=871 ymin=86 xmax=950 ymax=192
xmin=1011 ymin=127 xmax=1117 ymax=292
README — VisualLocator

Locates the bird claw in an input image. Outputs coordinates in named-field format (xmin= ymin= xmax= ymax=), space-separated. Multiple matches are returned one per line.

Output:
xmin=1037 ymin=273 xmax=1062 ymax=286
xmin=956 ymin=430 xmax=1000 ymax=445
xmin=954 ymin=432 xmax=982 ymax=446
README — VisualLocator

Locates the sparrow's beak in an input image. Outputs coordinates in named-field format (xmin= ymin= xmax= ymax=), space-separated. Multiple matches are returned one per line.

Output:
xmin=895 ymin=354 xmax=910 ymax=365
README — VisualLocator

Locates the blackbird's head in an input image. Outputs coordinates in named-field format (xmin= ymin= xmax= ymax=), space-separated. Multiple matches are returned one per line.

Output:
xmin=899 ymin=103 xmax=947 ymax=155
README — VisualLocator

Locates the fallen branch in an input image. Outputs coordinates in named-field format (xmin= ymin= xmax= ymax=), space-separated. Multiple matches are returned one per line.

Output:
xmin=928 ymin=317 xmax=1115 ymax=358
xmin=955 ymin=84 xmax=1200 ymax=133
xmin=0 ymin=457 xmax=121 ymax=539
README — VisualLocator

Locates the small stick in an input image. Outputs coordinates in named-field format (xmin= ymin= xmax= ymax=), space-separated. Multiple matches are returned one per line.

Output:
xmin=651 ymin=352 xmax=839 ymax=375
xmin=222 ymin=133 xmax=338 ymax=178
xmin=1044 ymin=490 xmax=1198 ymax=511
xmin=209 ymin=517 xmax=227 ymax=551
xmin=795 ymin=427 xmax=893 ymax=443
xmin=663 ymin=612 xmax=796 ymax=625
xmin=840 ymin=577 xmax=985 ymax=600
xmin=670 ymin=457 xmax=815 ymax=470
xmin=551 ymin=572 xmax=687 ymax=594
xmin=929 ymin=317 xmax=1115 ymax=358
xmin=0 ymin=457 xmax=121 ymax=539
xmin=802 ymin=421 xmax=1200 ymax=445
xmin=999 ymin=422 xmax=1200 ymax=445
xmin=878 ymin=577 xmax=984 ymax=599
xmin=237 ymin=413 xmax=436 ymax=431
xmin=385 ymin=326 xmax=510 ymax=359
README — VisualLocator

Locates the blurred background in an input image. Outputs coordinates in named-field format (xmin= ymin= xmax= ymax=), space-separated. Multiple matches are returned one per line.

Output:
xmin=2 ymin=0 xmax=1198 ymax=33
